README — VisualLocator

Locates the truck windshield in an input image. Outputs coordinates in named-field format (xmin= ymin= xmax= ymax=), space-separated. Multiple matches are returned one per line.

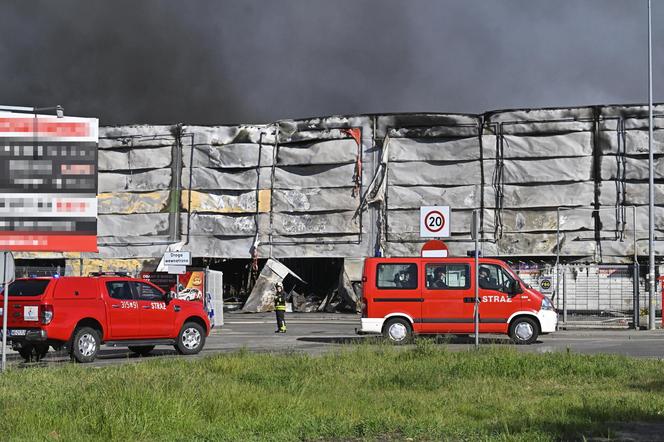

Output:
xmin=0 ymin=280 xmax=50 ymax=297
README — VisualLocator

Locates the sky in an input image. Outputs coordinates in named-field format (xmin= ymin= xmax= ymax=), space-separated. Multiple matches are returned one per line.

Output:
xmin=1 ymin=0 xmax=663 ymax=126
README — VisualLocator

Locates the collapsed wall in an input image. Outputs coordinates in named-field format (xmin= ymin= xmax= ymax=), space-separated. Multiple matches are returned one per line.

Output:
xmin=14 ymin=104 xmax=664 ymax=274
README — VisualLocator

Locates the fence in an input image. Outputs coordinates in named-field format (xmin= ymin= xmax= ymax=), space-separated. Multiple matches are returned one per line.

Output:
xmin=513 ymin=263 xmax=661 ymax=327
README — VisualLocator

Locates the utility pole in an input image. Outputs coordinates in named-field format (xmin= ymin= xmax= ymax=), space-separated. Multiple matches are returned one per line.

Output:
xmin=647 ymin=0 xmax=656 ymax=330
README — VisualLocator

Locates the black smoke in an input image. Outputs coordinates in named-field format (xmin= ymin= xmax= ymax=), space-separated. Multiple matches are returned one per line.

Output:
xmin=1 ymin=0 xmax=662 ymax=125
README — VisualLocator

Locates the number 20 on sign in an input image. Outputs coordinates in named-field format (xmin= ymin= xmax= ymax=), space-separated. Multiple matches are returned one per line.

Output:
xmin=420 ymin=206 xmax=451 ymax=238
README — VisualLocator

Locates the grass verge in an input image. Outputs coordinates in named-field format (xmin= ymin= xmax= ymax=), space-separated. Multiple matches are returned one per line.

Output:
xmin=1 ymin=342 xmax=664 ymax=441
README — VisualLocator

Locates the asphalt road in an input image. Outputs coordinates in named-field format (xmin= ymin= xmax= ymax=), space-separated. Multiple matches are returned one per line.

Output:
xmin=4 ymin=312 xmax=664 ymax=368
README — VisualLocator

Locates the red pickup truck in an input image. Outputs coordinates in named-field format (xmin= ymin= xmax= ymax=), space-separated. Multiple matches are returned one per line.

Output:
xmin=0 ymin=274 xmax=211 ymax=363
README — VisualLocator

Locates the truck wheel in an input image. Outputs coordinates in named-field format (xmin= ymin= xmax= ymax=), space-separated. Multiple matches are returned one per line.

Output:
xmin=70 ymin=327 xmax=101 ymax=363
xmin=509 ymin=317 xmax=538 ymax=345
xmin=128 ymin=345 xmax=155 ymax=356
xmin=175 ymin=322 xmax=206 ymax=355
xmin=382 ymin=318 xmax=412 ymax=344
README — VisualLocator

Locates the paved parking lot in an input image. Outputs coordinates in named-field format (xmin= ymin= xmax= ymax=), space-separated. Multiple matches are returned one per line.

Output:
xmin=5 ymin=312 xmax=664 ymax=368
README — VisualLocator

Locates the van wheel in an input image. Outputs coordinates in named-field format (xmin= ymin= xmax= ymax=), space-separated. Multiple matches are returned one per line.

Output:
xmin=509 ymin=317 xmax=538 ymax=345
xmin=70 ymin=327 xmax=101 ymax=363
xmin=382 ymin=318 xmax=412 ymax=344
xmin=128 ymin=345 xmax=155 ymax=356
xmin=175 ymin=322 xmax=206 ymax=355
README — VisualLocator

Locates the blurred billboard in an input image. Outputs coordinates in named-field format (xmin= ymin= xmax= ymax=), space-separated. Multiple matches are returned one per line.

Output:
xmin=0 ymin=112 xmax=98 ymax=251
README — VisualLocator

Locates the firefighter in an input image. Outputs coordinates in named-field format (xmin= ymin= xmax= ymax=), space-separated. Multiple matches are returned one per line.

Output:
xmin=274 ymin=281 xmax=287 ymax=333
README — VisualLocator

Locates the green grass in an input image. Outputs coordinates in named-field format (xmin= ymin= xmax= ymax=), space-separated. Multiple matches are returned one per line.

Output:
xmin=1 ymin=342 xmax=664 ymax=441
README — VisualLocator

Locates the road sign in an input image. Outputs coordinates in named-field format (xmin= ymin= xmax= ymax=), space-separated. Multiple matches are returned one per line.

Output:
xmin=0 ymin=252 xmax=14 ymax=285
xmin=163 ymin=251 xmax=191 ymax=266
xmin=421 ymin=240 xmax=448 ymax=257
xmin=167 ymin=266 xmax=187 ymax=275
xmin=540 ymin=277 xmax=553 ymax=294
xmin=420 ymin=206 xmax=450 ymax=238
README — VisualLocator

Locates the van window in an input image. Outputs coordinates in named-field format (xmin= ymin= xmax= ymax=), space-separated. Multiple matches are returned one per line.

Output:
xmin=376 ymin=263 xmax=417 ymax=289
xmin=479 ymin=264 xmax=514 ymax=292
xmin=426 ymin=264 xmax=470 ymax=289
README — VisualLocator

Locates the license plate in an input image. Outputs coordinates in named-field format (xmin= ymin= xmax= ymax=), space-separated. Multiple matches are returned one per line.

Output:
xmin=9 ymin=329 xmax=27 ymax=337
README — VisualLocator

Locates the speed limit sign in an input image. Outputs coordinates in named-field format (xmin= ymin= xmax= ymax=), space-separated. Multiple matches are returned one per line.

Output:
xmin=420 ymin=206 xmax=450 ymax=238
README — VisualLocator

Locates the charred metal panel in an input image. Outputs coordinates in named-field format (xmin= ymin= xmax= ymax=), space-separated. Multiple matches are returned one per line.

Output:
xmin=98 ymin=169 xmax=172 ymax=192
xmin=98 ymin=147 xmax=172 ymax=171
xmin=98 ymin=191 xmax=170 ymax=214
xmin=184 ymin=213 xmax=265 ymax=236
xmin=386 ymin=137 xmax=481 ymax=162
xmin=272 ymin=212 xmax=361 ymax=236
xmin=181 ymin=189 xmax=270 ymax=213
xmin=277 ymin=139 xmax=358 ymax=166
xmin=502 ymin=157 xmax=593 ymax=183
xmin=272 ymin=188 xmax=359 ymax=212
xmin=185 ymin=167 xmax=272 ymax=190
xmin=273 ymin=164 xmax=359 ymax=189
xmin=183 ymin=143 xmax=274 ymax=169
xmin=98 ymin=213 xmax=170 ymax=237
xmin=388 ymin=161 xmax=482 ymax=186
xmin=501 ymin=133 xmax=592 ymax=158
xmin=501 ymin=183 xmax=596 ymax=208
xmin=387 ymin=185 xmax=481 ymax=209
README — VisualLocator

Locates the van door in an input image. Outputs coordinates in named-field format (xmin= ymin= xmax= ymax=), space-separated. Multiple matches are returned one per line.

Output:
xmin=421 ymin=263 xmax=473 ymax=333
xmin=103 ymin=280 xmax=140 ymax=339
xmin=477 ymin=263 xmax=521 ymax=333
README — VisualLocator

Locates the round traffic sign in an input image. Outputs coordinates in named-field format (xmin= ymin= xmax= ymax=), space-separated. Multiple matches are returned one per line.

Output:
xmin=424 ymin=210 xmax=445 ymax=233
xmin=540 ymin=279 xmax=552 ymax=290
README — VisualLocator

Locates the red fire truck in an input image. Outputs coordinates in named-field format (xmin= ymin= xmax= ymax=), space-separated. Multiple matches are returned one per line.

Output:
xmin=0 ymin=273 xmax=210 ymax=362
xmin=359 ymin=256 xmax=557 ymax=344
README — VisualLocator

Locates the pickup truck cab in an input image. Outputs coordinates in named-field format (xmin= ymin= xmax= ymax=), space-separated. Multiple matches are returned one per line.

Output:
xmin=0 ymin=274 xmax=211 ymax=363
xmin=359 ymin=257 xmax=557 ymax=344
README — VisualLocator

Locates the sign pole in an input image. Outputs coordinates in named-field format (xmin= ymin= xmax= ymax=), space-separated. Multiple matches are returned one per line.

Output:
xmin=2 ymin=253 xmax=9 ymax=371
xmin=473 ymin=210 xmax=479 ymax=349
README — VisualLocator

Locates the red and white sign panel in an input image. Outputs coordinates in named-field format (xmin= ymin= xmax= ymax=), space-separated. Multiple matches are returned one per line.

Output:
xmin=0 ymin=112 xmax=98 ymax=251
xmin=421 ymin=239 xmax=449 ymax=257
xmin=420 ymin=206 xmax=450 ymax=238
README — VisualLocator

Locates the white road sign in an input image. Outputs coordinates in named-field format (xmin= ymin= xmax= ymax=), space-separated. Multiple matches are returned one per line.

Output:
xmin=167 ymin=266 xmax=187 ymax=275
xmin=420 ymin=206 xmax=450 ymax=238
xmin=0 ymin=252 xmax=15 ymax=285
xmin=163 ymin=251 xmax=191 ymax=266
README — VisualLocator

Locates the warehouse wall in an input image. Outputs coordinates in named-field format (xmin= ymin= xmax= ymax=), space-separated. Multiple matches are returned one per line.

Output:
xmin=35 ymin=104 xmax=661 ymax=266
